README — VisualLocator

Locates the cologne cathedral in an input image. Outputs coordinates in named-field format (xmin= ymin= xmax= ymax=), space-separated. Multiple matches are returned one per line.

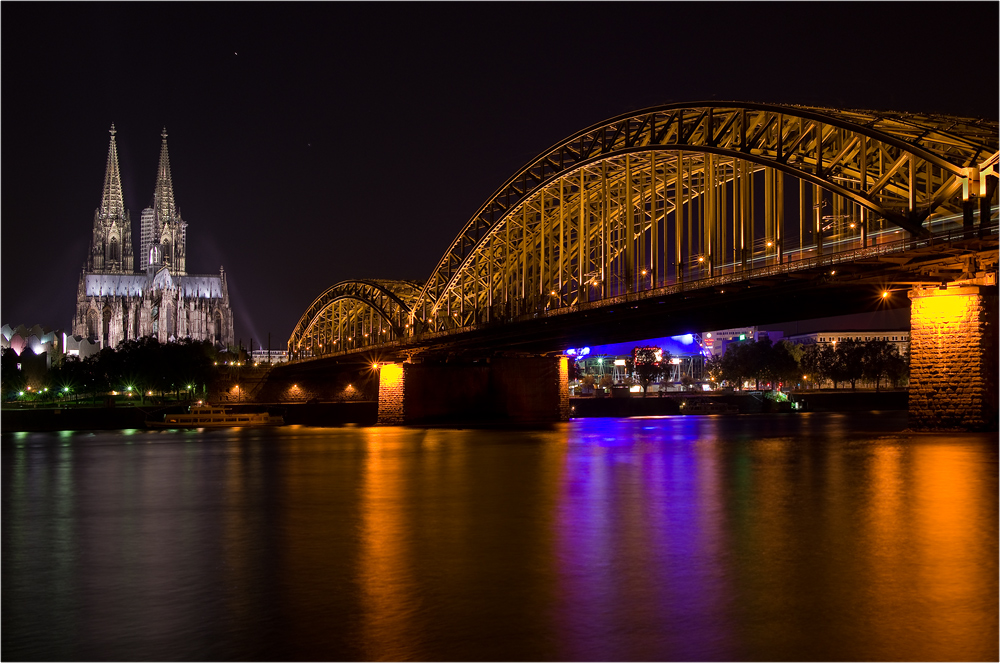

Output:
xmin=73 ymin=126 xmax=234 ymax=349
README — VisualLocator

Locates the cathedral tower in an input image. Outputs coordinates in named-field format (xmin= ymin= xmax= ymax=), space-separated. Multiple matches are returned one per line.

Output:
xmin=75 ymin=125 xmax=233 ymax=350
xmin=87 ymin=125 xmax=134 ymax=273
xmin=140 ymin=128 xmax=187 ymax=274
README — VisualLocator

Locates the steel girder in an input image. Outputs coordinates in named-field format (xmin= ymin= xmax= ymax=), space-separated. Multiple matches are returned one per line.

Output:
xmin=287 ymin=279 xmax=422 ymax=358
xmin=413 ymin=102 xmax=998 ymax=331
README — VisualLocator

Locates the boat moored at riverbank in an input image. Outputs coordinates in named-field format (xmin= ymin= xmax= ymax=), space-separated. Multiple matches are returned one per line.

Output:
xmin=148 ymin=405 xmax=284 ymax=428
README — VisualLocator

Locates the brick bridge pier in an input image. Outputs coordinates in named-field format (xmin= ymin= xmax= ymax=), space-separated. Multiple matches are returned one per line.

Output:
xmin=908 ymin=277 xmax=998 ymax=431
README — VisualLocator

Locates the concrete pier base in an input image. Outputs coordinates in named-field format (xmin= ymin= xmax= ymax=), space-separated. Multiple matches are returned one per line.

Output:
xmin=908 ymin=283 xmax=998 ymax=431
xmin=377 ymin=356 xmax=570 ymax=425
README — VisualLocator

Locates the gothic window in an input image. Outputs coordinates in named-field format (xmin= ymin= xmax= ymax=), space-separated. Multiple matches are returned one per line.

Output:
xmin=165 ymin=304 xmax=175 ymax=338
xmin=110 ymin=237 xmax=120 ymax=263
xmin=87 ymin=310 xmax=99 ymax=341
xmin=102 ymin=307 xmax=113 ymax=345
xmin=162 ymin=240 xmax=171 ymax=266
xmin=214 ymin=311 xmax=223 ymax=342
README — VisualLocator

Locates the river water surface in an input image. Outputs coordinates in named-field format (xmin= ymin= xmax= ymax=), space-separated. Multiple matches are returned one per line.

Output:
xmin=3 ymin=412 xmax=997 ymax=661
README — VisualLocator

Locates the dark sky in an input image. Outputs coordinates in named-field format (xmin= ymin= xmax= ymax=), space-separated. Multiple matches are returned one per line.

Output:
xmin=3 ymin=2 xmax=997 ymax=348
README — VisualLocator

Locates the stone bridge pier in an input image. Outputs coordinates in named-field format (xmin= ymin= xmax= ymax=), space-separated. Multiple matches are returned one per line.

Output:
xmin=376 ymin=356 xmax=570 ymax=425
xmin=908 ymin=278 xmax=998 ymax=431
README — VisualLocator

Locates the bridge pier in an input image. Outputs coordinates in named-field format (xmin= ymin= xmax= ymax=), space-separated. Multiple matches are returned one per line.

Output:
xmin=908 ymin=280 xmax=998 ymax=431
xmin=376 ymin=356 xmax=570 ymax=425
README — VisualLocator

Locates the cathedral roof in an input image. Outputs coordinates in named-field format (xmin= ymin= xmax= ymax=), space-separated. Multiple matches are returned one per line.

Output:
xmin=98 ymin=124 xmax=126 ymax=221
xmin=84 ymin=272 xmax=226 ymax=299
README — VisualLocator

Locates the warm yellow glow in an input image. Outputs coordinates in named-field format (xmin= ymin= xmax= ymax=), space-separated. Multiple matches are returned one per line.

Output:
xmin=766 ymin=241 xmax=773 ymax=247
xmin=358 ymin=427 xmax=417 ymax=658
xmin=372 ymin=362 xmax=379 ymax=370
xmin=882 ymin=291 xmax=890 ymax=298
xmin=915 ymin=288 xmax=975 ymax=321
xmin=697 ymin=256 xmax=705 ymax=262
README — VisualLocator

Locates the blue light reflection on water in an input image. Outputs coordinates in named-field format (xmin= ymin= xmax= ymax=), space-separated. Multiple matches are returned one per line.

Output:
xmin=2 ymin=414 xmax=997 ymax=662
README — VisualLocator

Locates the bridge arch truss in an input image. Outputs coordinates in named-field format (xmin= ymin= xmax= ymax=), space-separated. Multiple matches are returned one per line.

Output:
xmin=411 ymin=102 xmax=998 ymax=332
xmin=288 ymin=279 xmax=422 ymax=359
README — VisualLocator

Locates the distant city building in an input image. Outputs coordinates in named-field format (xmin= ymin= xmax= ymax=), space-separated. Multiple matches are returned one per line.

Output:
xmin=73 ymin=126 xmax=234 ymax=349
xmin=786 ymin=330 xmax=910 ymax=355
xmin=138 ymin=208 xmax=156 ymax=271
xmin=1 ymin=324 xmax=63 ymax=368
xmin=702 ymin=327 xmax=758 ymax=357
xmin=251 ymin=349 xmax=289 ymax=364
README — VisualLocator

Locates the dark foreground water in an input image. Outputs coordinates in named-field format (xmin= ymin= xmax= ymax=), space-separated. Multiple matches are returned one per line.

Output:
xmin=3 ymin=412 xmax=997 ymax=662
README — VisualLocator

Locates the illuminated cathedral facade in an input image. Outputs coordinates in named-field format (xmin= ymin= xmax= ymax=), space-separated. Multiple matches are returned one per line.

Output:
xmin=73 ymin=126 xmax=234 ymax=349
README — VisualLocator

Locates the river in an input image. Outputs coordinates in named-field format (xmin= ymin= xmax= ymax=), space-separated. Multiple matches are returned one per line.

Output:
xmin=2 ymin=412 xmax=997 ymax=661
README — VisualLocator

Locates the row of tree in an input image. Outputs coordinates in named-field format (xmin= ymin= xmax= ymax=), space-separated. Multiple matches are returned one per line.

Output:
xmin=706 ymin=337 xmax=908 ymax=391
xmin=2 ymin=337 xmax=235 ymax=404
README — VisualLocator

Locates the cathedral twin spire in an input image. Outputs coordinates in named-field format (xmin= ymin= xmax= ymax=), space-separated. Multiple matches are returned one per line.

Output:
xmin=99 ymin=124 xmax=126 ymax=221
xmin=89 ymin=124 xmax=186 ymax=276
xmin=153 ymin=127 xmax=177 ymax=225
xmin=90 ymin=124 xmax=133 ymax=272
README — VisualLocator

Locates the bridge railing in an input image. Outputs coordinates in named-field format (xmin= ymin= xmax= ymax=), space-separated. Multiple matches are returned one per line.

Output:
xmin=290 ymin=223 xmax=997 ymax=362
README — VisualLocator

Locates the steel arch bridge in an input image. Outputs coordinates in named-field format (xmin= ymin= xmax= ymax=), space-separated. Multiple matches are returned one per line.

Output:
xmin=289 ymin=102 xmax=998 ymax=359
xmin=288 ymin=279 xmax=422 ymax=358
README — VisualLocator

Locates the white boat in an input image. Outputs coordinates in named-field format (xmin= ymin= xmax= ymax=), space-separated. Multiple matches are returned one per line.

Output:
xmin=149 ymin=405 xmax=284 ymax=428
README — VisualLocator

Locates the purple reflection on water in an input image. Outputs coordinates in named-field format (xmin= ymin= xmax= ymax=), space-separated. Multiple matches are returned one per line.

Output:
xmin=554 ymin=417 xmax=732 ymax=661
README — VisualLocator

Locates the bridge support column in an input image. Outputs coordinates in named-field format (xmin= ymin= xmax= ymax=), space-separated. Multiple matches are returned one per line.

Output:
xmin=375 ymin=356 xmax=570 ymax=425
xmin=376 ymin=362 xmax=407 ymax=425
xmin=908 ymin=282 xmax=998 ymax=431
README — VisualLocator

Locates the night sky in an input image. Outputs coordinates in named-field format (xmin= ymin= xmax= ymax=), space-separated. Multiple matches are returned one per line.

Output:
xmin=3 ymin=3 xmax=997 ymax=348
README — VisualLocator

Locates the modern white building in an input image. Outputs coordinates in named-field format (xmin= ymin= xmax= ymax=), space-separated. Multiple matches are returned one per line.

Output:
xmin=785 ymin=330 xmax=910 ymax=355
xmin=702 ymin=327 xmax=758 ymax=357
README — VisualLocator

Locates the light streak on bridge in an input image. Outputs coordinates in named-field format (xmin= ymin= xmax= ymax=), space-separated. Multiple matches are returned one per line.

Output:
xmin=288 ymin=102 xmax=998 ymax=360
